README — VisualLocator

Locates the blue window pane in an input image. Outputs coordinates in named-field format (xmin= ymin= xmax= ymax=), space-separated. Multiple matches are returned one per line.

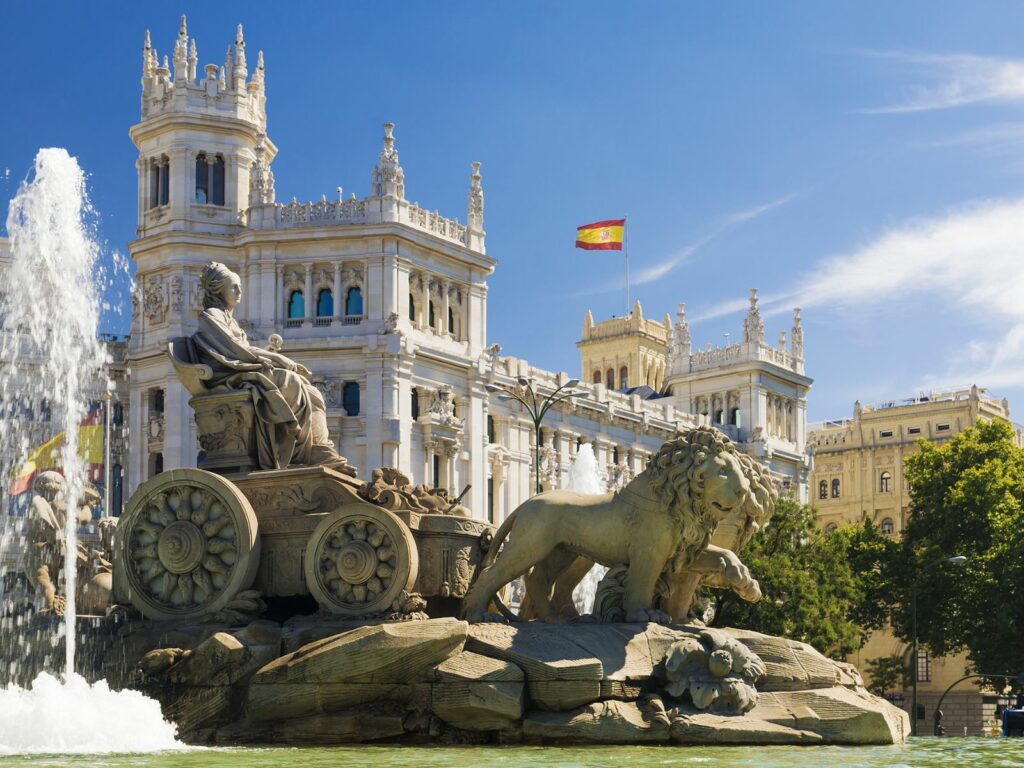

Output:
xmin=317 ymin=289 xmax=333 ymax=317
xmin=343 ymin=382 xmax=360 ymax=416
xmin=288 ymin=290 xmax=304 ymax=319
xmin=345 ymin=287 xmax=363 ymax=316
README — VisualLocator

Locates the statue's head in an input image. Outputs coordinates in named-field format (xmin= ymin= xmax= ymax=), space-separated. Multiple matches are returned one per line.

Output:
xmin=200 ymin=261 xmax=241 ymax=311
xmin=33 ymin=470 xmax=66 ymax=502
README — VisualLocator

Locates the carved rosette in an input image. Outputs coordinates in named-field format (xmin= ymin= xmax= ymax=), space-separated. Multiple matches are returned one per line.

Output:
xmin=304 ymin=504 xmax=418 ymax=616
xmin=115 ymin=469 xmax=260 ymax=621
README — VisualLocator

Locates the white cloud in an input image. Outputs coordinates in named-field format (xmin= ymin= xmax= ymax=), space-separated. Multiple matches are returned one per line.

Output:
xmin=719 ymin=194 xmax=797 ymax=226
xmin=859 ymin=50 xmax=1024 ymax=114
xmin=710 ymin=197 xmax=1024 ymax=388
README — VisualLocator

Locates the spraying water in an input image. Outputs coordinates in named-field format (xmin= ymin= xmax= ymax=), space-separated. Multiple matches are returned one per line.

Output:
xmin=0 ymin=149 xmax=184 ymax=753
xmin=564 ymin=444 xmax=609 ymax=614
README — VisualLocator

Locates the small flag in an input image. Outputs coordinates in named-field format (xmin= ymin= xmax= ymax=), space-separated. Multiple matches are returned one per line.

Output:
xmin=7 ymin=402 xmax=105 ymax=495
xmin=576 ymin=218 xmax=625 ymax=251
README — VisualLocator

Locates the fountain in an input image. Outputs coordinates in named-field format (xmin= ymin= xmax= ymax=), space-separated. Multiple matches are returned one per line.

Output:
xmin=0 ymin=148 xmax=183 ymax=752
xmin=564 ymin=443 xmax=608 ymax=614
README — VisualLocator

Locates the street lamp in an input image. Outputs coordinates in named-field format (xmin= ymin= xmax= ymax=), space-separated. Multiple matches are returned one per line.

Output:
xmin=486 ymin=377 xmax=589 ymax=495
xmin=911 ymin=554 xmax=967 ymax=736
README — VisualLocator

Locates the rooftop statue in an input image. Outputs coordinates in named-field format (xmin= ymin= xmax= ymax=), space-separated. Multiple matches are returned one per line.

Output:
xmin=190 ymin=261 xmax=354 ymax=474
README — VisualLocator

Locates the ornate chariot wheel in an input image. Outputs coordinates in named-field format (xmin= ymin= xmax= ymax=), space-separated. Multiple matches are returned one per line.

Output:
xmin=115 ymin=468 xmax=260 ymax=621
xmin=304 ymin=503 xmax=418 ymax=616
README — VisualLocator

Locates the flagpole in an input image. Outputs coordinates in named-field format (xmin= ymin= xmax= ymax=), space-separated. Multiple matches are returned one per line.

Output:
xmin=624 ymin=217 xmax=630 ymax=316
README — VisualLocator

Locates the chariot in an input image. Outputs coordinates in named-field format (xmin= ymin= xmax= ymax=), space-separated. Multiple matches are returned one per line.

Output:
xmin=112 ymin=339 xmax=495 ymax=622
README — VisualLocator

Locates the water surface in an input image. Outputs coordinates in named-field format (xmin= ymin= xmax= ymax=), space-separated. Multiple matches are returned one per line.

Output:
xmin=3 ymin=739 xmax=1023 ymax=768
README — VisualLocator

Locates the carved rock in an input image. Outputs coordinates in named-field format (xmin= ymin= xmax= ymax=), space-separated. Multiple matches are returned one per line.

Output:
xmin=432 ymin=651 xmax=524 ymax=730
xmin=246 ymin=618 xmax=467 ymax=721
xmin=756 ymin=687 xmax=910 ymax=745
xmin=663 ymin=628 xmax=765 ymax=714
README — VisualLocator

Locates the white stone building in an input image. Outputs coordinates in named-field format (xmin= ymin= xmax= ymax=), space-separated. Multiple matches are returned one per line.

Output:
xmin=125 ymin=19 xmax=699 ymax=523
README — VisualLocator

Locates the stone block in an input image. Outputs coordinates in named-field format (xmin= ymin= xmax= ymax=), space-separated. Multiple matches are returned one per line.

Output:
xmin=669 ymin=712 xmax=823 ymax=744
xmin=722 ymin=627 xmax=840 ymax=691
xmin=217 ymin=701 xmax=409 ymax=744
xmin=247 ymin=618 xmax=466 ymax=721
xmin=762 ymin=687 xmax=910 ymax=744
xmin=524 ymin=700 xmax=669 ymax=743
xmin=467 ymin=623 xmax=603 ymax=711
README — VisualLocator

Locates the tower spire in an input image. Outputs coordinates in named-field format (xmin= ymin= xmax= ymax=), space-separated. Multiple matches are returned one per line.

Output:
xmin=173 ymin=15 xmax=189 ymax=83
xmin=233 ymin=24 xmax=248 ymax=91
xmin=372 ymin=123 xmax=405 ymax=199
xmin=790 ymin=307 xmax=803 ymax=360
xmin=249 ymin=134 xmax=276 ymax=207
xmin=675 ymin=303 xmax=692 ymax=355
xmin=188 ymin=37 xmax=198 ymax=83
xmin=742 ymin=288 xmax=764 ymax=344
xmin=467 ymin=162 xmax=484 ymax=230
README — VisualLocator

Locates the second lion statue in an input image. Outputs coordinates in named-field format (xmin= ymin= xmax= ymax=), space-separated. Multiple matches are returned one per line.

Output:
xmin=461 ymin=426 xmax=776 ymax=624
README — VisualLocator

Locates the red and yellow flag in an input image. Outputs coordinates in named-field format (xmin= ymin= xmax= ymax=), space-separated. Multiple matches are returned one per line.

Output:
xmin=7 ymin=404 xmax=105 ymax=496
xmin=576 ymin=219 xmax=625 ymax=251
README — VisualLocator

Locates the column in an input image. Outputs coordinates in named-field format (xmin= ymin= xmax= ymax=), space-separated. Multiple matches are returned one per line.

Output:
xmin=127 ymin=385 xmax=145 ymax=495
xmin=275 ymin=265 xmax=284 ymax=327
xmin=419 ymin=274 xmax=430 ymax=330
xmin=163 ymin=379 xmax=195 ymax=470
xmin=441 ymin=279 xmax=451 ymax=337
xmin=467 ymin=382 xmax=489 ymax=518
xmin=333 ymin=262 xmax=343 ymax=321
xmin=303 ymin=263 xmax=313 ymax=324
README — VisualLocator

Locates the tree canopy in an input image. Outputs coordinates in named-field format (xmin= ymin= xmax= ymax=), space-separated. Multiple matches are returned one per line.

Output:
xmin=896 ymin=419 xmax=1024 ymax=677
xmin=707 ymin=498 xmax=894 ymax=657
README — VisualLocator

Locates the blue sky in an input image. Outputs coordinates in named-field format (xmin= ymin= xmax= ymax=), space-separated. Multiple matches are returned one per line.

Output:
xmin=3 ymin=1 xmax=1024 ymax=421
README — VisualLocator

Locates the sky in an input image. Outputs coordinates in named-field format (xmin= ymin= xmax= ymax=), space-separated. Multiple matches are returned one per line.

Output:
xmin=2 ymin=1 xmax=1024 ymax=421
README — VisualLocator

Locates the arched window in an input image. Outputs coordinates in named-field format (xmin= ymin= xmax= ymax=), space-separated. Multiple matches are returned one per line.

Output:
xmin=881 ymin=517 xmax=895 ymax=536
xmin=195 ymin=153 xmax=225 ymax=206
xmin=730 ymin=407 xmax=742 ymax=427
xmin=619 ymin=366 xmax=628 ymax=390
xmin=606 ymin=369 xmax=614 ymax=388
xmin=345 ymin=286 xmax=363 ymax=316
xmin=429 ymin=301 xmax=436 ymax=329
xmin=409 ymin=293 xmax=416 ymax=322
xmin=288 ymin=290 xmax=304 ymax=319
xmin=880 ymin=471 xmax=892 ymax=493
xmin=714 ymin=409 xmax=724 ymax=424
xmin=150 ymin=155 xmax=169 ymax=208
xmin=825 ymin=522 xmax=838 ymax=534
xmin=831 ymin=478 xmax=841 ymax=498
xmin=342 ymin=382 xmax=360 ymax=416
xmin=819 ymin=480 xmax=828 ymax=500
xmin=411 ymin=387 xmax=420 ymax=420
xmin=592 ymin=370 xmax=602 ymax=384
xmin=316 ymin=288 xmax=333 ymax=318
xmin=448 ymin=307 xmax=455 ymax=334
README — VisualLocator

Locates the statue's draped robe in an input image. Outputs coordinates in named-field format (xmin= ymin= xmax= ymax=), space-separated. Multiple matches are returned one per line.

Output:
xmin=194 ymin=307 xmax=341 ymax=470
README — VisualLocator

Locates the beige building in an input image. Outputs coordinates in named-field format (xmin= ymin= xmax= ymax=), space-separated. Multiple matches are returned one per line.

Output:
xmin=809 ymin=386 xmax=1018 ymax=735
xmin=580 ymin=291 xmax=813 ymax=500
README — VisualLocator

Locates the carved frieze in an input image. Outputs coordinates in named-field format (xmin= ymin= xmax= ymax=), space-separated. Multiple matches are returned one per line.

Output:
xmin=144 ymin=275 xmax=168 ymax=324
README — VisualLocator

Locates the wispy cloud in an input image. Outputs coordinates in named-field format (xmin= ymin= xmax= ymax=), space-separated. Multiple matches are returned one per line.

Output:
xmin=859 ymin=50 xmax=1024 ymax=114
xmin=574 ymin=193 xmax=796 ymax=297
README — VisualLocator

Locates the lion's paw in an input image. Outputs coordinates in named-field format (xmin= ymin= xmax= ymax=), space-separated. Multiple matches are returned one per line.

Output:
xmin=463 ymin=610 xmax=509 ymax=624
xmin=625 ymin=608 xmax=674 ymax=625
xmin=738 ymin=579 xmax=762 ymax=602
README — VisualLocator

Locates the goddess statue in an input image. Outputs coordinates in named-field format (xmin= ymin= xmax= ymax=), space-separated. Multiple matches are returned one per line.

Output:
xmin=192 ymin=261 xmax=355 ymax=474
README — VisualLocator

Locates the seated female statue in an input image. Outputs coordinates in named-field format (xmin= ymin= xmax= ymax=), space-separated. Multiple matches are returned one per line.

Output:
xmin=192 ymin=261 xmax=355 ymax=475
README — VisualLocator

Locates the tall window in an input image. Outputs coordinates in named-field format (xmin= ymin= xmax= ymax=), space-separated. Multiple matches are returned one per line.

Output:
xmin=288 ymin=290 xmax=304 ymax=319
xmin=619 ymin=366 xmax=628 ymax=390
xmin=448 ymin=307 xmax=455 ymax=334
xmin=429 ymin=301 xmax=436 ymax=329
xmin=316 ymin=288 xmax=333 ymax=318
xmin=606 ymin=369 xmax=614 ymax=388
xmin=881 ymin=517 xmax=895 ymax=536
xmin=195 ymin=154 xmax=209 ymax=204
xmin=411 ymin=387 xmax=420 ymax=420
xmin=194 ymin=153 xmax=225 ymax=206
xmin=487 ymin=414 xmax=496 ymax=443
xmin=915 ymin=648 xmax=931 ymax=682
xmin=111 ymin=464 xmax=123 ymax=517
xmin=880 ymin=471 xmax=892 ymax=493
xmin=342 ymin=382 xmax=360 ymax=416
xmin=714 ymin=409 xmax=724 ymax=424
xmin=730 ymin=407 xmax=741 ymax=427
xmin=612 ymin=446 xmax=620 ymax=464
xmin=487 ymin=477 xmax=494 ymax=522
xmin=150 ymin=156 xmax=170 ymax=209
xmin=432 ymin=455 xmax=441 ymax=488
xmin=819 ymin=480 xmax=828 ymax=500
xmin=345 ymin=286 xmax=363 ymax=316
xmin=592 ymin=370 xmax=602 ymax=384
xmin=831 ymin=478 xmax=841 ymax=498
xmin=409 ymin=293 xmax=416 ymax=322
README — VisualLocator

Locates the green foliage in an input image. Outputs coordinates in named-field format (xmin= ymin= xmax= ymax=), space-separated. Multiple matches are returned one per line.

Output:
xmin=865 ymin=655 xmax=908 ymax=696
xmin=898 ymin=420 xmax=1024 ymax=676
xmin=707 ymin=498 xmax=894 ymax=657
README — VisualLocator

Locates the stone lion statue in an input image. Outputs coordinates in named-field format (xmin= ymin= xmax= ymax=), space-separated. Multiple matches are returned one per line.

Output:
xmin=462 ymin=427 xmax=773 ymax=624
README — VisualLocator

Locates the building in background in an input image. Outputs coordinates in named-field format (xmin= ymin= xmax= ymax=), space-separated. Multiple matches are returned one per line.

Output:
xmin=125 ymin=18 xmax=698 ymax=525
xmin=579 ymin=290 xmax=812 ymax=500
xmin=808 ymin=386 xmax=1020 ymax=735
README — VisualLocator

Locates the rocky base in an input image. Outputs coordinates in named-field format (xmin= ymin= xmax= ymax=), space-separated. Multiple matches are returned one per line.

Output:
xmin=17 ymin=616 xmax=908 ymax=746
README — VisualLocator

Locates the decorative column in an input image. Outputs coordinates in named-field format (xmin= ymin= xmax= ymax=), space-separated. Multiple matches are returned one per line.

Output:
xmin=333 ymin=262 xmax=343 ymax=321
xmin=441 ymin=279 xmax=452 ymax=337
xmin=275 ymin=265 xmax=284 ymax=327
xmin=303 ymin=263 xmax=313 ymax=324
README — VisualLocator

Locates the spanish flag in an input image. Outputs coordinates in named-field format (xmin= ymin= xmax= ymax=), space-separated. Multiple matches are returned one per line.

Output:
xmin=576 ymin=219 xmax=625 ymax=251
xmin=6 ymin=403 xmax=105 ymax=496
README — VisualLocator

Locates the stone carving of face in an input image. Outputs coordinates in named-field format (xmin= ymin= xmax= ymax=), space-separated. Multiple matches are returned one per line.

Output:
xmin=223 ymin=274 xmax=242 ymax=311
xmin=697 ymin=451 xmax=750 ymax=519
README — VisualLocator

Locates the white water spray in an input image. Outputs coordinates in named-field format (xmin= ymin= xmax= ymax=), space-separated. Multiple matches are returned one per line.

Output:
xmin=565 ymin=444 xmax=609 ymax=614
xmin=0 ymin=149 xmax=184 ymax=753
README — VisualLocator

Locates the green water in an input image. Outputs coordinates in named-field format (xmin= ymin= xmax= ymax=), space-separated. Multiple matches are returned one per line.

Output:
xmin=2 ymin=740 xmax=1023 ymax=768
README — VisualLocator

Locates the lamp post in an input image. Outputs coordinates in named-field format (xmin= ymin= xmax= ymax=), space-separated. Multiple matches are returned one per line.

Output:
xmin=486 ymin=377 xmax=589 ymax=495
xmin=911 ymin=554 xmax=967 ymax=736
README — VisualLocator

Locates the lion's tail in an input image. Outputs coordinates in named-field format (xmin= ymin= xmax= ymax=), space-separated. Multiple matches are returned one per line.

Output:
xmin=467 ymin=508 xmax=521 ymax=621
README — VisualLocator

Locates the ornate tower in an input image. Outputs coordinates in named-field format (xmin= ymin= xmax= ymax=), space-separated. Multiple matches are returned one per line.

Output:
xmin=131 ymin=17 xmax=275 ymax=238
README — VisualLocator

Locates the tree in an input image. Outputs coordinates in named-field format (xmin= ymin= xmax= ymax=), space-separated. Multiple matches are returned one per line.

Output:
xmin=865 ymin=655 xmax=909 ymax=696
xmin=897 ymin=420 xmax=1024 ymax=676
xmin=707 ymin=498 xmax=893 ymax=657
